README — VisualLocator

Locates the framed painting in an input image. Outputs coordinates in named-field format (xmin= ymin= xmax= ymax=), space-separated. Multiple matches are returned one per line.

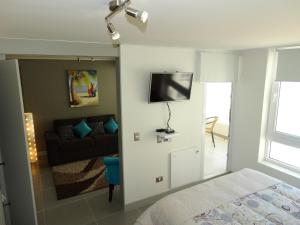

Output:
xmin=67 ymin=70 xmax=99 ymax=107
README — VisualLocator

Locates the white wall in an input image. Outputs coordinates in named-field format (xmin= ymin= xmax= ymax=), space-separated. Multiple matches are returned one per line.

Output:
xmin=230 ymin=49 xmax=268 ymax=170
xmin=200 ymin=52 xmax=239 ymax=82
xmin=230 ymin=49 xmax=300 ymax=188
xmin=119 ymin=44 xmax=203 ymax=204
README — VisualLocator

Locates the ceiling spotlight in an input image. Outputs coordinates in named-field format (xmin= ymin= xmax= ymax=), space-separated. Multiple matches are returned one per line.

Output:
xmin=105 ymin=0 xmax=149 ymax=41
xmin=109 ymin=0 xmax=122 ymax=11
xmin=107 ymin=22 xmax=120 ymax=40
xmin=125 ymin=7 xmax=149 ymax=23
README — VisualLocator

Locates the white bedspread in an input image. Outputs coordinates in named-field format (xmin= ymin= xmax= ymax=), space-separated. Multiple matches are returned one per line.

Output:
xmin=135 ymin=168 xmax=281 ymax=225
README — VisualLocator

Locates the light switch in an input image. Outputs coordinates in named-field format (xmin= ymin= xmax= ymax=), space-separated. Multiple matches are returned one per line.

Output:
xmin=134 ymin=132 xmax=140 ymax=141
xmin=156 ymin=176 xmax=163 ymax=183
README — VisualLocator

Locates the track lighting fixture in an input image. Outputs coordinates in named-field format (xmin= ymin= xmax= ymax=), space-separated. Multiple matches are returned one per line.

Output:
xmin=107 ymin=22 xmax=120 ymax=40
xmin=125 ymin=7 xmax=149 ymax=23
xmin=105 ymin=0 xmax=149 ymax=41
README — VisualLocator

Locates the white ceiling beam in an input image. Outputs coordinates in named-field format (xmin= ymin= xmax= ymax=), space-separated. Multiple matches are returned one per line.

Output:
xmin=0 ymin=38 xmax=119 ymax=57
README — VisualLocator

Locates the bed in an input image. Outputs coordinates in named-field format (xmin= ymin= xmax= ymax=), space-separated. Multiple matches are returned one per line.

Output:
xmin=135 ymin=168 xmax=300 ymax=225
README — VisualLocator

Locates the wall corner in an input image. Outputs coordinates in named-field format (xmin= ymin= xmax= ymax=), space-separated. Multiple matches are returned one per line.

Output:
xmin=257 ymin=48 xmax=277 ymax=162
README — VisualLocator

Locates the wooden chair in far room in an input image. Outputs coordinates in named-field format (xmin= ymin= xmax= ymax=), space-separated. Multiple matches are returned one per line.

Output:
xmin=205 ymin=116 xmax=219 ymax=148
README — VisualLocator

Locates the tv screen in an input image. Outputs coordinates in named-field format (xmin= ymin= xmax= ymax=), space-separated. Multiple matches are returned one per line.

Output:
xmin=149 ymin=72 xmax=193 ymax=103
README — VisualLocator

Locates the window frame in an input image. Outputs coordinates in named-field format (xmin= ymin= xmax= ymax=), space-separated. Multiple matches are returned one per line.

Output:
xmin=265 ymin=81 xmax=300 ymax=173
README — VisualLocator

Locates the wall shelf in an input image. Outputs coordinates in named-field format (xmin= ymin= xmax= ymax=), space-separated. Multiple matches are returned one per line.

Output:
xmin=156 ymin=132 xmax=180 ymax=143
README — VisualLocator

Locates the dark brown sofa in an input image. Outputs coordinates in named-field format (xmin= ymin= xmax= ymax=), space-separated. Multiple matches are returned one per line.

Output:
xmin=45 ymin=115 xmax=118 ymax=166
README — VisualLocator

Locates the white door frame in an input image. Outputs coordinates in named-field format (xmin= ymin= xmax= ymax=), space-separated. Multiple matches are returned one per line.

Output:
xmin=226 ymin=82 xmax=236 ymax=172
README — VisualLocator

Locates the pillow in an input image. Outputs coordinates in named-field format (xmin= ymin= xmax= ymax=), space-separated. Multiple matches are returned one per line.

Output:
xmin=57 ymin=125 xmax=75 ymax=141
xmin=73 ymin=120 xmax=92 ymax=139
xmin=104 ymin=117 xmax=118 ymax=134
xmin=88 ymin=122 xmax=105 ymax=136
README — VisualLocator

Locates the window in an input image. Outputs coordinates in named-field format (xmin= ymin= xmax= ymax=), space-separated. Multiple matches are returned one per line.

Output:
xmin=266 ymin=82 xmax=300 ymax=170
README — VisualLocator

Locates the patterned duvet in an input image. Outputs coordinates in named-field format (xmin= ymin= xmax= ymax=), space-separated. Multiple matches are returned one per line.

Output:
xmin=135 ymin=169 xmax=300 ymax=225
xmin=189 ymin=183 xmax=300 ymax=225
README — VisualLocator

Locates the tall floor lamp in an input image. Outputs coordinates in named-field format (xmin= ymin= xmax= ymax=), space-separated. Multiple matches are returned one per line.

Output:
xmin=24 ymin=113 xmax=38 ymax=163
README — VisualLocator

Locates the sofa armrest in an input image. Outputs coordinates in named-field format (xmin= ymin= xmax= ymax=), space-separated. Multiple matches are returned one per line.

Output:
xmin=45 ymin=131 xmax=61 ymax=166
xmin=45 ymin=131 xmax=61 ymax=145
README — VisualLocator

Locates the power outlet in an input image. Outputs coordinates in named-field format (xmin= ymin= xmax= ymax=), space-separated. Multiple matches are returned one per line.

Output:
xmin=157 ymin=136 xmax=163 ymax=143
xmin=156 ymin=176 xmax=163 ymax=183
xmin=134 ymin=132 xmax=140 ymax=141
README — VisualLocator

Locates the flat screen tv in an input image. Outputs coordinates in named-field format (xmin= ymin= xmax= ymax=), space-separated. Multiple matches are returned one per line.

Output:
xmin=149 ymin=72 xmax=193 ymax=103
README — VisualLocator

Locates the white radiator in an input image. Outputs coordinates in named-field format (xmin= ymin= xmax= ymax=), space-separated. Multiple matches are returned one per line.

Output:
xmin=170 ymin=147 xmax=201 ymax=188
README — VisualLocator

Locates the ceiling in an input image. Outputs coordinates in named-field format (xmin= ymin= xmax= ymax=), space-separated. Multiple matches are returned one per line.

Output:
xmin=1 ymin=0 xmax=300 ymax=50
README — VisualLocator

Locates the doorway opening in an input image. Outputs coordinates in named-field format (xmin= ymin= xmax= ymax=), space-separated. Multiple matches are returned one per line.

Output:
xmin=203 ymin=82 xmax=232 ymax=179
xmin=16 ymin=57 xmax=129 ymax=225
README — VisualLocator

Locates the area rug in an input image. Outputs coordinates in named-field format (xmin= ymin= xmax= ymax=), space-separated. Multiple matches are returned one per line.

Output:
xmin=52 ymin=157 xmax=111 ymax=200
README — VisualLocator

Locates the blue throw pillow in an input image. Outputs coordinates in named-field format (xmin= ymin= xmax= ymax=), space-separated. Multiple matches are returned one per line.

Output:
xmin=104 ymin=117 xmax=118 ymax=134
xmin=73 ymin=120 xmax=92 ymax=139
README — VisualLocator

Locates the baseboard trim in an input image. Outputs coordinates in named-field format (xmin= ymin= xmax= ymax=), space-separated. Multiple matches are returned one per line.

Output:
xmin=124 ymin=171 xmax=231 ymax=211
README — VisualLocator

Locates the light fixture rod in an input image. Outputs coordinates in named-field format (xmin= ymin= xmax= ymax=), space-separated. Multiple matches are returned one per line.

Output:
xmin=105 ymin=0 xmax=131 ymax=22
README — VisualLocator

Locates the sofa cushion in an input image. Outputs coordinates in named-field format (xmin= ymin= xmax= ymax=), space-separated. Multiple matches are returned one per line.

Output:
xmin=88 ymin=122 xmax=105 ymax=136
xmin=104 ymin=117 xmax=118 ymax=134
xmin=73 ymin=121 xmax=92 ymax=139
xmin=61 ymin=137 xmax=95 ymax=152
xmin=57 ymin=125 xmax=75 ymax=141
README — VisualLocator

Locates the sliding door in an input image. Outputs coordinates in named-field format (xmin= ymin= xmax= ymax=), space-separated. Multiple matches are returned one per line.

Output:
xmin=0 ymin=60 xmax=37 ymax=225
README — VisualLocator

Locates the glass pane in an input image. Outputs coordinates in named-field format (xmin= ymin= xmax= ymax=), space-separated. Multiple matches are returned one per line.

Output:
xmin=270 ymin=142 xmax=300 ymax=168
xmin=276 ymin=82 xmax=300 ymax=136
xmin=205 ymin=83 xmax=232 ymax=125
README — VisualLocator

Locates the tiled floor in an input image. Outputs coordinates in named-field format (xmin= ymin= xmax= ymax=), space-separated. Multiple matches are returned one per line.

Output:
xmin=31 ymin=158 xmax=145 ymax=225
xmin=203 ymin=134 xmax=228 ymax=179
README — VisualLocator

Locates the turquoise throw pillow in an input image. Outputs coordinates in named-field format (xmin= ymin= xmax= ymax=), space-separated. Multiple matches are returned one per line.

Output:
xmin=104 ymin=117 xmax=118 ymax=134
xmin=73 ymin=120 xmax=92 ymax=139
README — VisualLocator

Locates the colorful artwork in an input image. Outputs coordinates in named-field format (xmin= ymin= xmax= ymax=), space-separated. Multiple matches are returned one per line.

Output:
xmin=67 ymin=70 xmax=99 ymax=107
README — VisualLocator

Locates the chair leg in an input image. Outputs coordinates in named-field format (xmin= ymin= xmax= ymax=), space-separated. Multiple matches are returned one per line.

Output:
xmin=211 ymin=132 xmax=215 ymax=148
xmin=109 ymin=184 xmax=115 ymax=202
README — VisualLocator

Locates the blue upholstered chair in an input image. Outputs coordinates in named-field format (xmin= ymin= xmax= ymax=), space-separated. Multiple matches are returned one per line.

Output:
xmin=103 ymin=156 xmax=120 ymax=202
